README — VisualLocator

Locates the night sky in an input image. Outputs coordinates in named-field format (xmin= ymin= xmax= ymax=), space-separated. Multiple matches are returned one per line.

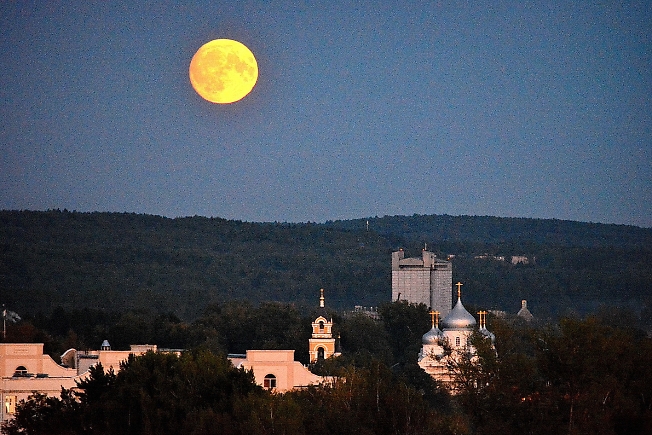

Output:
xmin=2 ymin=1 xmax=650 ymax=227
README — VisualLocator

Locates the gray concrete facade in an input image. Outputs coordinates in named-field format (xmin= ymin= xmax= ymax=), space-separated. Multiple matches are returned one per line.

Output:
xmin=391 ymin=250 xmax=452 ymax=317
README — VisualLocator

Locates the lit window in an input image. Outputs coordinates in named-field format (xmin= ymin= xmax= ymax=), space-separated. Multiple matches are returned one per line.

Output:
xmin=455 ymin=337 xmax=461 ymax=347
xmin=263 ymin=374 xmax=276 ymax=389
xmin=5 ymin=396 xmax=17 ymax=414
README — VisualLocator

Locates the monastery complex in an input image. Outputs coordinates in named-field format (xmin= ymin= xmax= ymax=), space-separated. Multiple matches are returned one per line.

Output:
xmin=2 ymin=248 xmax=522 ymax=422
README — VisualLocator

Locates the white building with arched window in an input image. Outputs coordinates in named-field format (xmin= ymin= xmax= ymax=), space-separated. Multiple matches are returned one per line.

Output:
xmin=227 ymin=289 xmax=340 ymax=392
xmin=229 ymin=350 xmax=327 ymax=392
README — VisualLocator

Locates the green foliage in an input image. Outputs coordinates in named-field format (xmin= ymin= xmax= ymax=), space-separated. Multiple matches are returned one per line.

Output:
xmin=2 ymin=210 xmax=651 ymax=323
xmin=1 ymin=350 xmax=266 ymax=435
xmin=3 ymin=305 xmax=652 ymax=435
xmin=2 ymin=210 xmax=651 ymax=433
xmin=261 ymin=362 xmax=465 ymax=435
xmin=378 ymin=301 xmax=431 ymax=364
xmin=0 ymin=390 xmax=81 ymax=435
xmin=451 ymin=316 xmax=652 ymax=435
xmin=337 ymin=312 xmax=393 ymax=365
xmin=2 ymin=350 xmax=463 ymax=435
xmin=190 ymin=301 xmax=312 ymax=362
xmin=330 ymin=214 xmax=652 ymax=248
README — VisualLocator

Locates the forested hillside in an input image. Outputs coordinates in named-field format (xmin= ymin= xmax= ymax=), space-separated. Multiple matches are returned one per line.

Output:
xmin=1 ymin=210 xmax=650 ymax=321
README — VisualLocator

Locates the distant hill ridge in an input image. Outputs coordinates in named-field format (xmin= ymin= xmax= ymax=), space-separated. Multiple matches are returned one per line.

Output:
xmin=326 ymin=214 xmax=652 ymax=248
xmin=1 ymin=210 xmax=650 ymax=321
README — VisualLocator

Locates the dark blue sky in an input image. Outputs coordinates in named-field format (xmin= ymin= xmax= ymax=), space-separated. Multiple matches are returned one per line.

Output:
xmin=2 ymin=1 xmax=650 ymax=227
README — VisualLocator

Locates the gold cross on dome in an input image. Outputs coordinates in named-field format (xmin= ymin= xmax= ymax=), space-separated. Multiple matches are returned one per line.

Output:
xmin=455 ymin=282 xmax=463 ymax=298
xmin=429 ymin=310 xmax=440 ymax=328
xmin=477 ymin=310 xmax=486 ymax=327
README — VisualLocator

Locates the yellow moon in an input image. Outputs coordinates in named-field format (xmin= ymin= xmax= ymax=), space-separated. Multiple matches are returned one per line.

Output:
xmin=189 ymin=39 xmax=258 ymax=104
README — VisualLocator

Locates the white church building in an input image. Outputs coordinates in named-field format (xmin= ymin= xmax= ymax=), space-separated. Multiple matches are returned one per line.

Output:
xmin=417 ymin=282 xmax=495 ymax=388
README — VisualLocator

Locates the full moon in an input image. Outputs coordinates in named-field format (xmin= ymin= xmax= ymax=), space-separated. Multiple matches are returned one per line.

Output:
xmin=189 ymin=39 xmax=258 ymax=104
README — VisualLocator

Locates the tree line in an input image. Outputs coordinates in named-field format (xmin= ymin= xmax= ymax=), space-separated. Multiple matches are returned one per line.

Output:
xmin=2 ymin=351 xmax=462 ymax=435
xmin=3 ymin=301 xmax=652 ymax=434
xmin=1 ymin=210 xmax=651 ymax=324
xmin=4 ymin=301 xmax=432 ymax=366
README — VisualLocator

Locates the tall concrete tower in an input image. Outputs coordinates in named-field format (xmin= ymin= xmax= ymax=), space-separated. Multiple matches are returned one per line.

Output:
xmin=391 ymin=249 xmax=453 ymax=317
